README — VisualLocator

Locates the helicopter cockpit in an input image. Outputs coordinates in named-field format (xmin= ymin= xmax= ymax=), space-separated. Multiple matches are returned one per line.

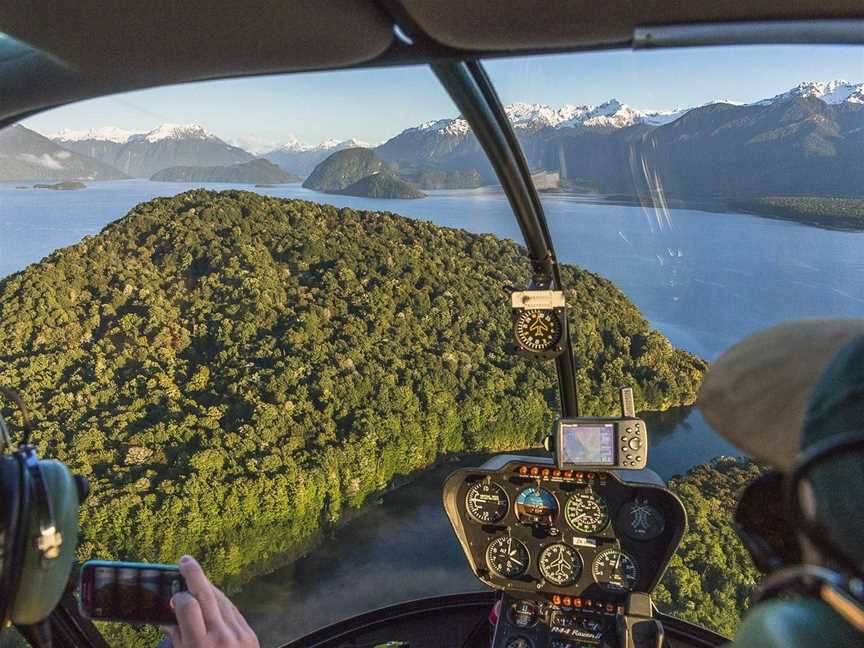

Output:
xmin=2 ymin=3 xmax=864 ymax=648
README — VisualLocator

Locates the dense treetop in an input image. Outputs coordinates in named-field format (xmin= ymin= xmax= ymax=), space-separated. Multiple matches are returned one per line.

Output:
xmin=339 ymin=172 xmax=426 ymax=199
xmin=150 ymin=159 xmax=300 ymax=184
xmin=657 ymin=457 xmax=765 ymax=638
xmin=0 ymin=190 xmax=704 ymax=645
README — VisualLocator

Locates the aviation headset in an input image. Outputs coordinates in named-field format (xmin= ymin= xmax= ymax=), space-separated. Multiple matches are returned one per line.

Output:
xmin=746 ymin=431 xmax=864 ymax=634
xmin=0 ymin=386 xmax=83 ymax=629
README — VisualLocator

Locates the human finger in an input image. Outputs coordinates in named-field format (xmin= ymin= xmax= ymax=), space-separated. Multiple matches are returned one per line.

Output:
xmin=171 ymin=591 xmax=206 ymax=645
xmin=178 ymin=555 xmax=223 ymax=628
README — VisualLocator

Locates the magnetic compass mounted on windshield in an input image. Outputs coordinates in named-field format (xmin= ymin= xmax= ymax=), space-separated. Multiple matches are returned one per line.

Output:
xmin=510 ymin=290 xmax=568 ymax=360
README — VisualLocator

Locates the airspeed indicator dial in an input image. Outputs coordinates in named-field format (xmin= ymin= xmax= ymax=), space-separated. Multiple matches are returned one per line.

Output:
xmin=565 ymin=490 xmax=609 ymax=535
xmin=465 ymin=481 xmax=509 ymax=524
xmin=514 ymin=309 xmax=562 ymax=353
xmin=486 ymin=536 xmax=530 ymax=579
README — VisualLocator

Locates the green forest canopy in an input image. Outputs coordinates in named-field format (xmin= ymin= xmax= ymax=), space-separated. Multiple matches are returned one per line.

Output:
xmin=0 ymin=190 xmax=709 ymax=645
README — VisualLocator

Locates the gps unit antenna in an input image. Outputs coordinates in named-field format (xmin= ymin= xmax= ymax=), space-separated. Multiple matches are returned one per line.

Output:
xmin=620 ymin=388 xmax=636 ymax=418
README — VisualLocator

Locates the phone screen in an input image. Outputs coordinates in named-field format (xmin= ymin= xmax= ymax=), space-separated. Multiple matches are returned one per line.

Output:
xmin=81 ymin=561 xmax=186 ymax=625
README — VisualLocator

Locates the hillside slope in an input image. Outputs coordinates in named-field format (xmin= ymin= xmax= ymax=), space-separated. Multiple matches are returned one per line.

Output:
xmin=151 ymin=159 xmax=300 ymax=183
xmin=0 ymin=190 xmax=704 ymax=598
xmin=339 ymin=172 xmax=425 ymax=199
xmin=302 ymin=147 xmax=389 ymax=192
xmin=0 ymin=125 xmax=127 ymax=181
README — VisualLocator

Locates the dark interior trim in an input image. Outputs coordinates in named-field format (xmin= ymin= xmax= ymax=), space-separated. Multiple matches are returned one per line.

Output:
xmin=633 ymin=19 xmax=864 ymax=48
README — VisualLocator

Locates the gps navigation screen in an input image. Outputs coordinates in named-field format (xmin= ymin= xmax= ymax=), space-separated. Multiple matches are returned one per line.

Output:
xmin=560 ymin=423 xmax=616 ymax=465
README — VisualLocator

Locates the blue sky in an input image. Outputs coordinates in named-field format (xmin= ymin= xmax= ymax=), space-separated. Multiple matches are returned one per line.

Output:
xmin=23 ymin=45 xmax=864 ymax=146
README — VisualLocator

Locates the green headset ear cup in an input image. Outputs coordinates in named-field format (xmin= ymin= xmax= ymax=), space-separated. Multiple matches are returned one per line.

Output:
xmin=11 ymin=459 xmax=79 ymax=625
xmin=0 ymin=455 xmax=26 ymax=625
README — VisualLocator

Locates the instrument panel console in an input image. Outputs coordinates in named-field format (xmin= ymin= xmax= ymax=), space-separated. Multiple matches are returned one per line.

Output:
xmin=443 ymin=455 xmax=687 ymax=647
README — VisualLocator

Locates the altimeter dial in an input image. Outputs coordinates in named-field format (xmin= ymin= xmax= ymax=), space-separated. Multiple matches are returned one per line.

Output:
xmin=538 ymin=543 xmax=583 ymax=587
xmin=514 ymin=309 xmax=563 ymax=353
xmin=465 ymin=481 xmax=509 ymax=524
xmin=486 ymin=536 xmax=530 ymax=579
xmin=565 ymin=490 xmax=609 ymax=535
xmin=591 ymin=549 xmax=639 ymax=592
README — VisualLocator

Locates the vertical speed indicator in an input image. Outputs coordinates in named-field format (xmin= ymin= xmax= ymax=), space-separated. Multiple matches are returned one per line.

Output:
xmin=465 ymin=481 xmax=509 ymax=524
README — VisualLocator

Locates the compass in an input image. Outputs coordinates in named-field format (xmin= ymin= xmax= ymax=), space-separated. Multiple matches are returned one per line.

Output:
xmin=510 ymin=290 xmax=567 ymax=360
xmin=514 ymin=310 xmax=562 ymax=352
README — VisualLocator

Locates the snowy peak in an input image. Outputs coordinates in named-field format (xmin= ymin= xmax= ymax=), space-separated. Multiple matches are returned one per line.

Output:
xmin=266 ymin=137 xmax=370 ymax=155
xmin=759 ymin=80 xmax=864 ymax=106
xmin=134 ymin=123 xmax=219 ymax=143
xmin=50 ymin=127 xmax=136 ymax=144
xmin=416 ymin=100 xmax=667 ymax=135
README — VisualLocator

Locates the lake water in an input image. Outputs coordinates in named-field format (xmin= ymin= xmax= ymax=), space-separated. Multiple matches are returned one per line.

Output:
xmin=2 ymin=180 xmax=862 ymax=645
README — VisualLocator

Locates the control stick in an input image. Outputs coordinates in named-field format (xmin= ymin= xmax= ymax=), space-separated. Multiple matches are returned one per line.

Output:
xmin=618 ymin=592 xmax=664 ymax=648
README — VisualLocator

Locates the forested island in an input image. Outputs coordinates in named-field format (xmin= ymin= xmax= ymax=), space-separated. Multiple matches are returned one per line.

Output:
xmin=0 ymin=190 xmax=722 ymax=646
xmin=731 ymin=196 xmax=864 ymax=231
xmin=303 ymin=148 xmax=427 ymax=198
xmin=33 ymin=181 xmax=86 ymax=190
xmin=339 ymin=172 xmax=426 ymax=199
xmin=151 ymin=159 xmax=300 ymax=184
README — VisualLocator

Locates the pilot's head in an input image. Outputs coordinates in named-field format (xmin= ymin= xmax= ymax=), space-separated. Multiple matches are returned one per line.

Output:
xmin=699 ymin=319 xmax=864 ymax=571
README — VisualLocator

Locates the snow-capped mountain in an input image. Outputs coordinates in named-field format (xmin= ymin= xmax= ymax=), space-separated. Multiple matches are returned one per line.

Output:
xmin=48 ymin=123 xmax=251 ymax=177
xmin=133 ymin=123 xmax=219 ymax=143
xmin=413 ymin=100 xmax=692 ymax=136
xmin=756 ymin=80 xmax=864 ymax=106
xmin=51 ymin=126 xmax=136 ymax=144
xmin=262 ymin=138 xmax=371 ymax=177
xmin=407 ymin=80 xmax=864 ymax=138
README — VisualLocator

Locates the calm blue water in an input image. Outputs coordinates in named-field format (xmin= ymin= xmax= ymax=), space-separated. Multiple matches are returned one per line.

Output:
xmin=3 ymin=180 xmax=862 ymax=644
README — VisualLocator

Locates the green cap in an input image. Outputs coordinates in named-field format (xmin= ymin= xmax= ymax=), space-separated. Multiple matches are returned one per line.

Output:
xmin=801 ymin=335 xmax=864 ymax=568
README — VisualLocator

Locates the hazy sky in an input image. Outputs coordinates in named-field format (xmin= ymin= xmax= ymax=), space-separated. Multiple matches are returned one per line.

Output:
xmin=23 ymin=45 xmax=864 ymax=147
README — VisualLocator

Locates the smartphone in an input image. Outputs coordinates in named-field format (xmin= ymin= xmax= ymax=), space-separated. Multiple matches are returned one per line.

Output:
xmin=79 ymin=560 xmax=187 ymax=625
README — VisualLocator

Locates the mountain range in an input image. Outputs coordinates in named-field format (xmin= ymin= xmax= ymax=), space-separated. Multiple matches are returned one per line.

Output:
xmin=52 ymin=123 xmax=254 ymax=177
xmin=3 ymin=80 xmax=861 ymax=200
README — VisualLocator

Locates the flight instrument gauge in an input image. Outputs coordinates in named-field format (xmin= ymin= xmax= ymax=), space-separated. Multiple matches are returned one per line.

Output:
xmin=564 ymin=490 xmax=609 ymax=535
xmin=538 ymin=543 xmax=583 ymax=587
xmin=514 ymin=309 xmax=562 ymax=353
xmin=511 ymin=290 xmax=567 ymax=360
xmin=591 ymin=549 xmax=639 ymax=592
xmin=514 ymin=487 xmax=558 ymax=525
xmin=617 ymin=500 xmax=665 ymax=541
xmin=505 ymin=638 xmax=533 ymax=648
xmin=486 ymin=536 xmax=530 ymax=578
xmin=465 ymin=481 xmax=509 ymax=524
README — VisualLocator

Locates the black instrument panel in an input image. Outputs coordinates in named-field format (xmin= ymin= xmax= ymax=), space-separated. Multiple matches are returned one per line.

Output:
xmin=443 ymin=459 xmax=686 ymax=605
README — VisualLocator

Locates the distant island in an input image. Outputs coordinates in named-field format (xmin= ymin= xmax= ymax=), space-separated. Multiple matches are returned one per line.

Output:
xmin=397 ymin=165 xmax=483 ymax=190
xmin=150 ymin=159 xmax=300 ymax=184
xmin=33 ymin=181 xmax=86 ymax=190
xmin=730 ymin=196 xmax=864 ymax=231
xmin=303 ymin=148 xmax=425 ymax=199
xmin=340 ymin=172 xmax=425 ymax=199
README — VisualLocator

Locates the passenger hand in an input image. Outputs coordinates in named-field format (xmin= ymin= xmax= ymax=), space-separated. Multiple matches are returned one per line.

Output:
xmin=160 ymin=555 xmax=259 ymax=648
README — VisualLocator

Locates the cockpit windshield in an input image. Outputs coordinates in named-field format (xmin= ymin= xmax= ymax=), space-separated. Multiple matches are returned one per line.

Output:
xmin=0 ymin=43 xmax=862 ymax=647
